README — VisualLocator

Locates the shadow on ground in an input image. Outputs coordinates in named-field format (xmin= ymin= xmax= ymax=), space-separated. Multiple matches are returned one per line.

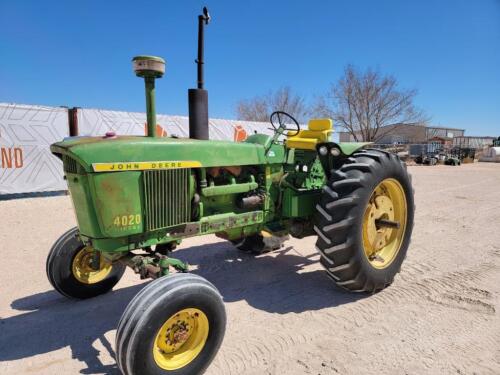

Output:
xmin=0 ymin=241 xmax=364 ymax=374
xmin=0 ymin=287 xmax=140 ymax=374
xmin=181 ymin=241 xmax=364 ymax=314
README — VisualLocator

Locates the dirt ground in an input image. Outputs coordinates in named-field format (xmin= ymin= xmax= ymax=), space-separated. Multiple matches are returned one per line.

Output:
xmin=1 ymin=162 xmax=499 ymax=375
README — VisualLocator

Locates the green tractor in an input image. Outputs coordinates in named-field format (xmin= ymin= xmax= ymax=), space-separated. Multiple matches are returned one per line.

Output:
xmin=47 ymin=8 xmax=414 ymax=375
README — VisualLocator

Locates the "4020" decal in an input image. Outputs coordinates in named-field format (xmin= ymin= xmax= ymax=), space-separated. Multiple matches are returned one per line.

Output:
xmin=113 ymin=214 xmax=142 ymax=228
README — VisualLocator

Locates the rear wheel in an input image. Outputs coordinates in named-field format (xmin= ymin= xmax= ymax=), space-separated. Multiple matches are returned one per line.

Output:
xmin=314 ymin=149 xmax=414 ymax=293
xmin=116 ymin=273 xmax=226 ymax=375
xmin=46 ymin=227 xmax=125 ymax=299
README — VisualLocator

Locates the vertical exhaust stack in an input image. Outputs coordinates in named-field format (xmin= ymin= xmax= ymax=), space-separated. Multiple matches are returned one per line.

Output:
xmin=132 ymin=55 xmax=165 ymax=137
xmin=188 ymin=6 xmax=211 ymax=140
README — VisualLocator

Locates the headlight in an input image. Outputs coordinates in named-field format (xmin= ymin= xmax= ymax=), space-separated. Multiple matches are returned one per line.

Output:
xmin=318 ymin=146 xmax=328 ymax=156
xmin=330 ymin=147 xmax=341 ymax=157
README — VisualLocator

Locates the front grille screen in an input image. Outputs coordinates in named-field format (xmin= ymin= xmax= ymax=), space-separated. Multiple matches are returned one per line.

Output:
xmin=143 ymin=169 xmax=191 ymax=231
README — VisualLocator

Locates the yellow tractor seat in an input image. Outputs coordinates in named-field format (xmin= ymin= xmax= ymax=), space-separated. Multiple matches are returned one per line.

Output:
xmin=285 ymin=119 xmax=333 ymax=150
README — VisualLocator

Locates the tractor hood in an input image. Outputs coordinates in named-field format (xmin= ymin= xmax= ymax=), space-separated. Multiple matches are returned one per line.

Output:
xmin=51 ymin=135 xmax=278 ymax=172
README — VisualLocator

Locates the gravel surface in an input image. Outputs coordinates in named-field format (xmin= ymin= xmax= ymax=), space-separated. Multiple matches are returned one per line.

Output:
xmin=1 ymin=163 xmax=499 ymax=375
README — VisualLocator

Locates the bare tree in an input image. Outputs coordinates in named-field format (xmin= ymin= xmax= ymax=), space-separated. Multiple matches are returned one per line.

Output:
xmin=315 ymin=65 xmax=428 ymax=142
xmin=236 ymin=86 xmax=310 ymax=123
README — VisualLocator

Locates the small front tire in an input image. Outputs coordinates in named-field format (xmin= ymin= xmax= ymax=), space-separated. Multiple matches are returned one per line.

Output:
xmin=116 ymin=273 xmax=226 ymax=375
xmin=46 ymin=227 xmax=125 ymax=299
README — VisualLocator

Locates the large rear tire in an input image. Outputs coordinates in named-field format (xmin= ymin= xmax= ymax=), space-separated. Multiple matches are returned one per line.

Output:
xmin=314 ymin=149 xmax=414 ymax=293
xmin=46 ymin=227 xmax=126 ymax=299
xmin=116 ymin=273 xmax=226 ymax=375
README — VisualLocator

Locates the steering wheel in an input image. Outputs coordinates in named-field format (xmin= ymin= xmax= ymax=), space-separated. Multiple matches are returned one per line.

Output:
xmin=269 ymin=111 xmax=301 ymax=136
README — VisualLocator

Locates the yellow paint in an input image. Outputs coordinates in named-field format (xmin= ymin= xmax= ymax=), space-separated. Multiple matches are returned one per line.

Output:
xmin=261 ymin=230 xmax=273 ymax=238
xmin=92 ymin=160 xmax=202 ymax=172
xmin=265 ymin=166 xmax=271 ymax=178
xmin=286 ymin=118 xmax=333 ymax=150
xmin=113 ymin=214 xmax=141 ymax=227
xmin=362 ymin=178 xmax=407 ymax=269
xmin=71 ymin=246 xmax=113 ymax=284
xmin=153 ymin=308 xmax=209 ymax=370
xmin=308 ymin=118 xmax=333 ymax=131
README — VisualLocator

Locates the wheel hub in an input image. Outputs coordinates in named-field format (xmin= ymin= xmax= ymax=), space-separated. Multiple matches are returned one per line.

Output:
xmin=71 ymin=246 xmax=112 ymax=284
xmin=159 ymin=312 xmax=194 ymax=353
xmin=362 ymin=179 xmax=407 ymax=269
xmin=365 ymin=195 xmax=395 ymax=253
xmin=153 ymin=308 xmax=209 ymax=370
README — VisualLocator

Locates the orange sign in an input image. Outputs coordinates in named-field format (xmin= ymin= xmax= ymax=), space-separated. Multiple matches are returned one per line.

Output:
xmin=0 ymin=147 xmax=24 ymax=169
xmin=0 ymin=127 xmax=23 ymax=169
xmin=144 ymin=123 xmax=167 ymax=137
xmin=233 ymin=125 xmax=247 ymax=142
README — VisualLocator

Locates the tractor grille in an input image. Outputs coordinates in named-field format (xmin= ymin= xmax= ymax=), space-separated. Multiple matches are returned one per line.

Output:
xmin=62 ymin=155 xmax=78 ymax=174
xmin=143 ymin=169 xmax=191 ymax=231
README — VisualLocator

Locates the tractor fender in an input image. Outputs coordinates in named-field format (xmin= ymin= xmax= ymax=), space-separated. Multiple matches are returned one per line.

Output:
xmin=315 ymin=141 xmax=372 ymax=177
xmin=334 ymin=142 xmax=373 ymax=155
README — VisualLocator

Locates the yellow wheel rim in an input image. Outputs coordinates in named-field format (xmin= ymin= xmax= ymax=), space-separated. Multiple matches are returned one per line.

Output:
xmin=71 ymin=246 xmax=113 ymax=284
xmin=362 ymin=178 xmax=407 ymax=269
xmin=153 ymin=308 xmax=209 ymax=370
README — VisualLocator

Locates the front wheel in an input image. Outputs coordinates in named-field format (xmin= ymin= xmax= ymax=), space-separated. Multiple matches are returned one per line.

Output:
xmin=46 ymin=227 xmax=125 ymax=299
xmin=314 ymin=149 xmax=414 ymax=293
xmin=116 ymin=273 xmax=226 ymax=375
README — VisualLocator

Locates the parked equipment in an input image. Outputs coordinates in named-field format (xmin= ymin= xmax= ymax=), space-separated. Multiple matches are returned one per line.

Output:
xmin=47 ymin=8 xmax=415 ymax=375
xmin=415 ymin=152 xmax=438 ymax=165
xmin=479 ymin=137 xmax=500 ymax=163
xmin=444 ymin=156 xmax=461 ymax=166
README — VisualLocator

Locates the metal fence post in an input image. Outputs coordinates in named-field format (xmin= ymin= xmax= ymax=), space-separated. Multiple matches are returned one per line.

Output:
xmin=68 ymin=107 xmax=79 ymax=136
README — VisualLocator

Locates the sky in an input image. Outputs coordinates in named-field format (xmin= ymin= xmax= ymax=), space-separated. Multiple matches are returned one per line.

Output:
xmin=1 ymin=0 xmax=499 ymax=136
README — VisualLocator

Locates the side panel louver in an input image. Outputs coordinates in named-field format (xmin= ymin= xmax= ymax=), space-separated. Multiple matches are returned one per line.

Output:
xmin=62 ymin=155 xmax=78 ymax=174
xmin=143 ymin=169 xmax=191 ymax=231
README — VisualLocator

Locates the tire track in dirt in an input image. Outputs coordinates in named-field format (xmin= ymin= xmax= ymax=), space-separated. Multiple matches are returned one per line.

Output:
xmin=211 ymin=330 xmax=310 ymax=375
xmin=198 ymin=208 xmax=500 ymax=374
xmin=199 ymin=230 xmax=500 ymax=374
xmin=207 ymin=246 xmax=500 ymax=375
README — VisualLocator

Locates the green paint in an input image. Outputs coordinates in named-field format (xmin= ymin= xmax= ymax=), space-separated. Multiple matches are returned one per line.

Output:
xmin=145 ymin=77 xmax=157 ymax=137
xmin=132 ymin=55 xmax=165 ymax=137
xmin=133 ymin=55 xmax=166 ymax=63
xmin=337 ymin=142 xmax=372 ymax=155
xmin=51 ymin=67 xmax=375 ymax=265
xmin=282 ymin=189 xmax=321 ymax=217
xmin=53 ymin=133 xmax=374 ymax=258
xmin=159 ymin=256 xmax=188 ymax=276
xmin=201 ymin=176 xmax=258 ymax=197
xmin=81 ymin=210 xmax=265 ymax=252
xmin=51 ymin=137 xmax=268 ymax=171
xmin=50 ymin=46 xmax=382 ymax=267
xmin=93 ymin=171 xmax=144 ymax=237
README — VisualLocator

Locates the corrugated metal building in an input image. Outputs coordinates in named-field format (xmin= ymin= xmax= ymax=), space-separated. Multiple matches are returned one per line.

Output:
xmin=452 ymin=136 xmax=497 ymax=148
xmin=338 ymin=123 xmax=465 ymax=144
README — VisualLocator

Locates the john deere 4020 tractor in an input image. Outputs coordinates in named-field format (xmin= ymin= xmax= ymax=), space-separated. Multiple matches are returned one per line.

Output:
xmin=47 ymin=8 xmax=414 ymax=375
